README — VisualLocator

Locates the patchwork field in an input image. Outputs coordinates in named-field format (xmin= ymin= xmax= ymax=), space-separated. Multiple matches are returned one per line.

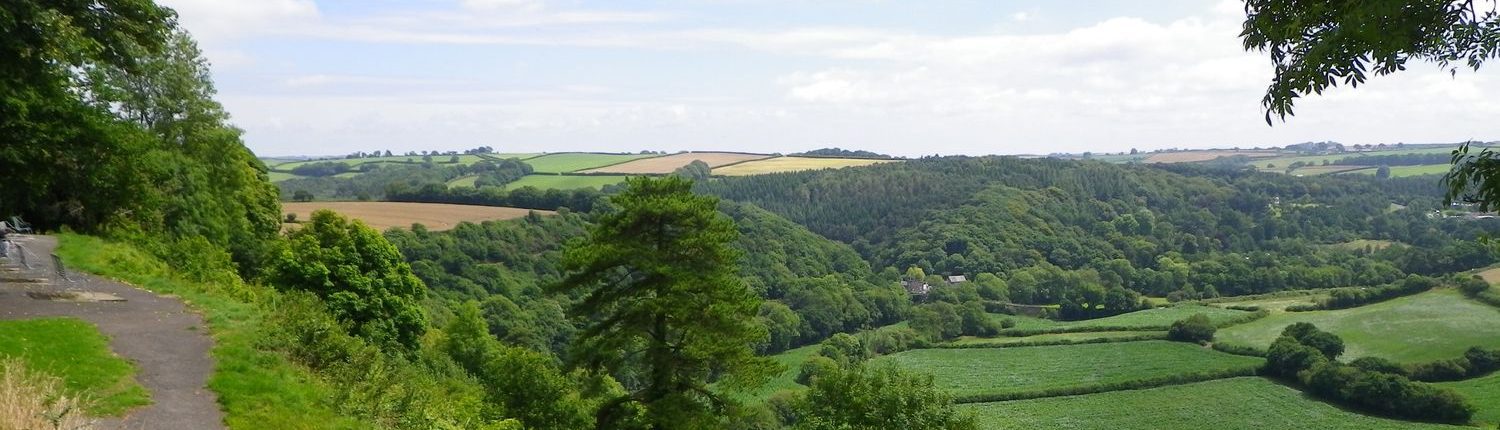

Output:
xmin=1216 ymin=290 xmax=1500 ymax=362
xmin=1143 ymin=150 xmax=1279 ymax=163
xmin=947 ymin=331 xmax=1164 ymax=347
xmin=874 ymin=341 xmax=1262 ymax=399
xmin=524 ymin=153 xmax=657 ymax=173
xmin=961 ymin=377 xmax=1464 ymax=430
xmin=580 ymin=152 xmax=772 ymax=174
xmin=282 ymin=202 xmax=552 ymax=231
xmin=505 ymin=174 xmax=631 ymax=190
xmin=712 ymin=156 xmax=896 ymax=176
xmin=995 ymin=305 xmax=1252 ymax=332
xmin=1437 ymin=373 xmax=1500 ymax=425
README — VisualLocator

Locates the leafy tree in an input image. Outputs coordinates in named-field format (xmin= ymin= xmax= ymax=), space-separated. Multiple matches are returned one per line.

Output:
xmin=440 ymin=302 xmax=593 ymax=429
xmin=558 ymin=176 xmax=774 ymax=429
xmin=1239 ymin=1 xmax=1500 ymax=209
xmin=1376 ymin=165 xmax=1391 ymax=179
xmin=791 ymin=363 xmax=978 ymax=430
xmin=673 ymin=160 xmax=712 ymax=182
xmin=1166 ymin=313 xmax=1215 ymax=344
xmin=271 ymin=210 xmax=429 ymax=351
xmin=1241 ymin=0 xmax=1500 ymax=123
xmin=908 ymin=302 xmax=962 ymax=341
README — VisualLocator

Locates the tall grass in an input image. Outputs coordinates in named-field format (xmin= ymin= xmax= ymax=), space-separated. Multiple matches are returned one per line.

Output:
xmin=0 ymin=359 xmax=94 ymax=430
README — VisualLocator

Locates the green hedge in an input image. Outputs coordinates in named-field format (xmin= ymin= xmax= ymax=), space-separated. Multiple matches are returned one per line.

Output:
xmin=952 ymin=366 xmax=1259 ymax=404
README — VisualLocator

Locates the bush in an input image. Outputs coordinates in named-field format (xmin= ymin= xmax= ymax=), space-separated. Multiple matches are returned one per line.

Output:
xmin=270 ymin=210 xmax=429 ymax=351
xmin=1263 ymin=323 xmax=1474 ymax=423
xmin=932 ymin=333 xmax=1167 ymax=349
xmin=1406 ymin=347 xmax=1500 ymax=382
xmin=1167 ymin=313 xmax=1215 ymax=344
xmin=1000 ymin=318 xmax=1017 ymax=329
xmin=1349 ymin=356 xmax=1407 ymax=376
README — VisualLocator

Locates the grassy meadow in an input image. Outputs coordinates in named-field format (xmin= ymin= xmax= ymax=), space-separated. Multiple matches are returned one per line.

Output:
xmin=506 ymin=174 xmax=631 ymax=190
xmin=874 ymin=341 xmax=1262 ymax=399
xmin=1437 ymin=373 xmax=1500 ymax=425
xmin=960 ymin=377 xmax=1465 ymax=430
xmin=1216 ymin=290 xmax=1500 ymax=362
xmin=0 ymin=318 xmax=150 ymax=416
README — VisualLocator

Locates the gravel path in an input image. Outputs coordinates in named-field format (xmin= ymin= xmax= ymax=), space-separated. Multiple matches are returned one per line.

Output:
xmin=0 ymin=235 xmax=225 ymax=430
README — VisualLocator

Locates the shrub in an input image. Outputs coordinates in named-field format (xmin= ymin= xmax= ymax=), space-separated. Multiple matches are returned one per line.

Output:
xmin=1349 ymin=356 xmax=1407 ymax=376
xmin=1000 ymin=318 xmax=1017 ymax=329
xmin=270 ymin=210 xmax=429 ymax=351
xmin=797 ymin=356 xmax=840 ymax=386
xmin=1167 ymin=313 xmax=1216 ymax=344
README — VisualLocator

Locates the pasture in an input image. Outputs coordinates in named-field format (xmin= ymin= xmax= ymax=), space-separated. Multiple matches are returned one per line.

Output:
xmin=447 ymin=175 xmax=479 ymax=187
xmin=961 ymin=377 xmax=1463 ymax=430
xmin=1215 ymin=290 xmax=1500 ymax=362
xmin=1288 ymin=165 xmax=1372 ymax=176
xmin=523 ymin=153 xmax=657 ymax=173
xmin=712 ymin=156 xmax=896 ymax=176
xmin=282 ymin=202 xmax=551 ymax=231
xmin=947 ymin=331 xmax=1164 ymax=347
xmin=580 ymin=152 xmax=772 ymax=174
xmin=506 ymin=174 xmax=631 ymax=190
xmin=1438 ymin=373 xmax=1500 ymax=425
xmin=873 ymin=341 xmax=1262 ymax=399
xmin=725 ymin=344 xmax=819 ymax=402
xmin=1206 ymin=292 xmax=1327 ymax=312
xmin=1327 ymin=239 xmax=1402 ymax=251
xmin=995 ymin=305 xmax=1252 ymax=332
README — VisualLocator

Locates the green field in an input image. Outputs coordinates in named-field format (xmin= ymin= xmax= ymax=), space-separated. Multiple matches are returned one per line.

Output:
xmin=268 ymin=171 xmax=298 ymax=182
xmin=948 ymin=331 xmax=1164 ymax=347
xmin=1216 ymin=290 xmax=1500 ymax=362
xmin=1344 ymin=164 xmax=1453 ymax=177
xmin=506 ymin=174 xmax=631 ymax=190
xmin=273 ymin=154 xmax=521 ymax=170
xmin=522 ymin=153 xmax=657 ymax=173
xmin=961 ymin=377 xmax=1463 ymax=429
xmin=1438 ymin=373 xmax=1500 ymax=425
xmin=0 ymin=318 xmax=150 ymax=415
xmin=1207 ymin=293 xmax=1327 ymax=312
xmin=874 ymin=341 xmax=1262 ymax=399
xmin=995 ymin=305 xmax=1252 ymax=332
xmin=725 ymin=344 xmax=819 ymax=402
xmin=448 ymin=175 xmax=479 ymax=187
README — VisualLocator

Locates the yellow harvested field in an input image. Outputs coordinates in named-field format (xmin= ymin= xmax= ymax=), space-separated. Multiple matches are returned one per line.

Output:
xmin=579 ymin=152 xmax=772 ymax=174
xmin=714 ymin=156 xmax=897 ymax=176
xmin=282 ymin=202 xmax=552 ymax=231
xmin=1144 ymin=151 xmax=1279 ymax=163
xmin=1479 ymin=267 xmax=1500 ymax=285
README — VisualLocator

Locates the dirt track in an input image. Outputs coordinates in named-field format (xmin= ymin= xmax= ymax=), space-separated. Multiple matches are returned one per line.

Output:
xmin=0 ymin=235 xmax=224 ymax=430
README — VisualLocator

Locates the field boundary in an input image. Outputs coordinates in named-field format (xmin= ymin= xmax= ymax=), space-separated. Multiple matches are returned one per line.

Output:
xmin=530 ymin=152 xmax=669 ymax=173
xmin=951 ymin=366 xmax=1261 ymax=404
xmin=932 ymin=333 xmax=1167 ymax=349
xmin=710 ymin=155 xmax=781 ymax=172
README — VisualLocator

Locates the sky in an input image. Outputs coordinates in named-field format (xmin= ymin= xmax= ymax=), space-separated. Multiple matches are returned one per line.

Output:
xmin=162 ymin=0 xmax=1500 ymax=157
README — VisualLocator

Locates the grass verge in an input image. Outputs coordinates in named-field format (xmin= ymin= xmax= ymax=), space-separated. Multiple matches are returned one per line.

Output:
xmin=0 ymin=318 xmax=150 ymax=416
xmin=55 ymin=233 xmax=364 ymax=429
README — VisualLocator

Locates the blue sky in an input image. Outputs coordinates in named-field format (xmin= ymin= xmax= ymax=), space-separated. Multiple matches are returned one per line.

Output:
xmin=164 ymin=0 xmax=1500 ymax=157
